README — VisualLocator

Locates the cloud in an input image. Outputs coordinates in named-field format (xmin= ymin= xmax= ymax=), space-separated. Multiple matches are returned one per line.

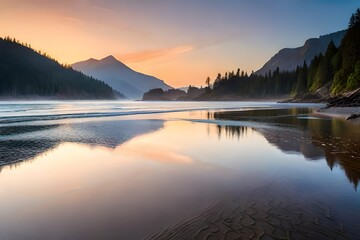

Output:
xmin=55 ymin=15 xmax=85 ymax=23
xmin=118 ymin=45 xmax=194 ymax=63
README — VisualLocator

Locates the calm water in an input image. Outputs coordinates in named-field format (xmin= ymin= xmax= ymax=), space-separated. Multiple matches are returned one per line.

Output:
xmin=0 ymin=101 xmax=359 ymax=239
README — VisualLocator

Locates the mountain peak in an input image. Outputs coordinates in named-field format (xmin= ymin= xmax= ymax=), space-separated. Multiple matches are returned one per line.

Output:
xmin=99 ymin=55 xmax=130 ymax=69
xmin=102 ymin=55 xmax=117 ymax=61
xmin=72 ymin=55 xmax=172 ymax=99
xmin=85 ymin=57 xmax=98 ymax=63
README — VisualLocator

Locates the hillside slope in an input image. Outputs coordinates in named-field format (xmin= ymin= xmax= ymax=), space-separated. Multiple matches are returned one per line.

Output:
xmin=256 ymin=30 xmax=346 ymax=76
xmin=0 ymin=37 xmax=117 ymax=99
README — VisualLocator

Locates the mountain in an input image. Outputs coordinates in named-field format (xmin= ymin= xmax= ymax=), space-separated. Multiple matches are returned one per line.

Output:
xmin=72 ymin=56 xmax=172 ymax=99
xmin=256 ymin=30 xmax=347 ymax=76
xmin=0 ymin=37 xmax=117 ymax=99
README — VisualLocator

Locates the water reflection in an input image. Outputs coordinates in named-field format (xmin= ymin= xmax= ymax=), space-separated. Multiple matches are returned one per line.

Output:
xmin=211 ymin=108 xmax=360 ymax=190
xmin=0 ymin=111 xmax=359 ymax=239
xmin=216 ymin=125 xmax=252 ymax=140
xmin=0 ymin=119 xmax=164 ymax=166
xmin=0 ymin=122 xmax=240 ymax=240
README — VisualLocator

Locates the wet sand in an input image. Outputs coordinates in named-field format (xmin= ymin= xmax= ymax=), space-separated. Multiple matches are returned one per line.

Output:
xmin=148 ymin=184 xmax=354 ymax=240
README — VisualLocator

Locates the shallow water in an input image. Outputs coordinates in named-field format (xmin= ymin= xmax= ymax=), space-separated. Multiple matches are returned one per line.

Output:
xmin=0 ymin=101 xmax=359 ymax=239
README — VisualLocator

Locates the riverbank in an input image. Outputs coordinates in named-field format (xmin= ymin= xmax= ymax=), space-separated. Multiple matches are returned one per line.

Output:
xmin=315 ymin=107 xmax=360 ymax=120
xmin=316 ymin=88 xmax=360 ymax=120
xmin=281 ymin=88 xmax=360 ymax=120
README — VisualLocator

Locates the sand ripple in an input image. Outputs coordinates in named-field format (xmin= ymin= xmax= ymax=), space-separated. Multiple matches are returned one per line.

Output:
xmin=147 ymin=186 xmax=354 ymax=240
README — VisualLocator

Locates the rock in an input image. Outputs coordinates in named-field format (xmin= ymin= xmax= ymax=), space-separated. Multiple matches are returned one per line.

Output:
xmin=326 ymin=88 xmax=360 ymax=108
xmin=346 ymin=113 xmax=360 ymax=120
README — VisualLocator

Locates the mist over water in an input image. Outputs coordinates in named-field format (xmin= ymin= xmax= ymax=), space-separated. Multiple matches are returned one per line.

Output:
xmin=0 ymin=101 xmax=359 ymax=239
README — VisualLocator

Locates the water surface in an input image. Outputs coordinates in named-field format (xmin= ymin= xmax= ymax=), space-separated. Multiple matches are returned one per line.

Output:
xmin=0 ymin=101 xmax=359 ymax=239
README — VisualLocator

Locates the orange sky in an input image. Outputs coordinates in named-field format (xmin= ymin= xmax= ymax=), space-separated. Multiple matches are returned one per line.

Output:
xmin=0 ymin=0 xmax=356 ymax=87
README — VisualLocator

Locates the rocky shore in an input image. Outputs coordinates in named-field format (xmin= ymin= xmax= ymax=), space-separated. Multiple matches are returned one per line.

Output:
xmin=319 ymin=88 xmax=360 ymax=120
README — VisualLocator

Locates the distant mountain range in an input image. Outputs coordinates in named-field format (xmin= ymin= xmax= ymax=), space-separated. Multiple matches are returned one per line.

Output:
xmin=256 ymin=30 xmax=347 ymax=75
xmin=0 ymin=37 xmax=117 ymax=99
xmin=72 ymin=56 xmax=172 ymax=99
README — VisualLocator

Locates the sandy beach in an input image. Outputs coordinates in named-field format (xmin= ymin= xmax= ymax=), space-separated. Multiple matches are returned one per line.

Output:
xmin=148 ymin=184 xmax=353 ymax=240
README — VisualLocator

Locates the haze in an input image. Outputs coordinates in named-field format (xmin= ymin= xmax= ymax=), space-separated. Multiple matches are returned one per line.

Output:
xmin=0 ymin=0 xmax=357 ymax=87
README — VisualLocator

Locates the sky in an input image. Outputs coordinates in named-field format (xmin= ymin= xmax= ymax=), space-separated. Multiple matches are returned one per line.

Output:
xmin=0 ymin=0 xmax=359 ymax=87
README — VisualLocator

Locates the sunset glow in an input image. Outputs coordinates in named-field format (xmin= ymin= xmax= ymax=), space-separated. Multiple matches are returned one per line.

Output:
xmin=1 ymin=0 xmax=358 ymax=87
xmin=0 ymin=2 xmax=359 ymax=238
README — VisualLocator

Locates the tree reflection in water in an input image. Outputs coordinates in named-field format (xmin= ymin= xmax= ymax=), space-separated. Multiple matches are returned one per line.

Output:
xmin=211 ymin=109 xmax=360 ymax=190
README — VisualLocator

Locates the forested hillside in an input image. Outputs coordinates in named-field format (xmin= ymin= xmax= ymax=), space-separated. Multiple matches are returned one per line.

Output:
xmin=0 ymin=37 xmax=118 ymax=99
xmin=201 ymin=9 xmax=360 ymax=101
xmin=255 ymin=30 xmax=346 ymax=76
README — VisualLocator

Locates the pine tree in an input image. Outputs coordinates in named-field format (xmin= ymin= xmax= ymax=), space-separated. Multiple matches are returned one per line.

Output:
xmin=205 ymin=77 xmax=211 ymax=87
xmin=332 ymin=8 xmax=360 ymax=93
xmin=349 ymin=14 xmax=356 ymax=28
xmin=295 ymin=61 xmax=308 ymax=94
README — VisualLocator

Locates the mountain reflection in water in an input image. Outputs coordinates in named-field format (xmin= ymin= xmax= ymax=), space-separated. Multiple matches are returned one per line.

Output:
xmin=211 ymin=108 xmax=360 ymax=190
xmin=0 ymin=119 xmax=164 ymax=166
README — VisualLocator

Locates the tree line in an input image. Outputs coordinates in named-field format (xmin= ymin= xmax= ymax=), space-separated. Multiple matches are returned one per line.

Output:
xmin=204 ymin=9 xmax=360 ymax=99
xmin=0 ymin=37 xmax=118 ymax=99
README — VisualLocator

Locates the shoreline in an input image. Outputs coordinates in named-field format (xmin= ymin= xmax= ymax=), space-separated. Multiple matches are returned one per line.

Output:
xmin=0 ymin=103 xmax=357 ymax=171
xmin=314 ymin=107 xmax=360 ymax=120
